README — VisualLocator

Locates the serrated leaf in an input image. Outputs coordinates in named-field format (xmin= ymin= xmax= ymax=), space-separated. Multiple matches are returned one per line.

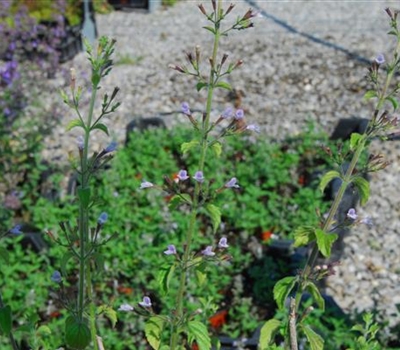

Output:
xmin=168 ymin=194 xmax=192 ymax=210
xmin=293 ymin=226 xmax=316 ymax=247
xmin=214 ymin=81 xmax=232 ymax=90
xmin=314 ymin=228 xmax=338 ymax=258
xmin=211 ymin=142 xmax=222 ymax=157
xmin=0 ymin=247 xmax=9 ymax=265
xmin=350 ymin=132 xmax=363 ymax=151
xmin=181 ymin=140 xmax=200 ymax=154
xmin=78 ymin=187 xmax=91 ymax=209
xmin=304 ymin=281 xmax=325 ymax=311
xmin=319 ymin=170 xmax=341 ymax=193
xmin=302 ymin=325 xmax=324 ymax=350
xmin=273 ymin=276 xmax=297 ymax=310
xmin=352 ymin=176 xmax=370 ymax=206
xmin=363 ymin=90 xmax=377 ymax=101
xmin=145 ymin=316 xmax=166 ymax=350
xmin=187 ymin=320 xmax=211 ymax=350
xmin=60 ymin=252 xmax=75 ymax=276
xmin=0 ymin=305 xmax=12 ymax=335
xmin=157 ymin=263 xmax=176 ymax=295
xmin=91 ymin=122 xmax=109 ymax=136
xmin=386 ymin=96 xmax=399 ymax=111
xmin=196 ymin=82 xmax=208 ymax=92
xmin=259 ymin=319 xmax=281 ymax=349
xmin=97 ymin=305 xmax=117 ymax=328
xmin=205 ymin=204 xmax=221 ymax=233
xmin=203 ymin=26 xmax=216 ymax=34
xmin=66 ymin=118 xmax=85 ymax=131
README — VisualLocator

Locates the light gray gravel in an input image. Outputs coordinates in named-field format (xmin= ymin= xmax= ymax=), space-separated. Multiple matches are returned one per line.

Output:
xmin=43 ymin=0 xmax=400 ymax=334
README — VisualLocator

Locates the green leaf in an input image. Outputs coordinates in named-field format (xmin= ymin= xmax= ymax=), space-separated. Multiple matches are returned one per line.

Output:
xmin=203 ymin=26 xmax=216 ymax=34
xmin=304 ymin=281 xmax=325 ymax=311
xmin=211 ymin=142 xmax=222 ymax=158
xmin=293 ymin=226 xmax=316 ymax=247
xmin=319 ymin=170 xmax=341 ymax=193
xmin=314 ymin=228 xmax=338 ymax=258
xmin=363 ymin=90 xmax=377 ymax=101
xmin=196 ymin=82 xmax=208 ymax=92
xmin=66 ymin=118 xmax=85 ymax=131
xmin=157 ymin=263 xmax=176 ymax=295
xmin=386 ymin=96 xmax=399 ymax=111
xmin=0 ymin=305 xmax=12 ymax=335
xmin=259 ymin=319 xmax=281 ymax=349
xmin=168 ymin=194 xmax=192 ymax=210
xmin=78 ymin=187 xmax=91 ymax=209
xmin=181 ymin=140 xmax=200 ymax=154
xmin=37 ymin=325 xmax=52 ymax=336
xmin=195 ymin=262 xmax=207 ymax=286
xmin=145 ymin=316 xmax=166 ymax=350
xmin=273 ymin=276 xmax=297 ymax=310
xmin=187 ymin=320 xmax=211 ymax=350
xmin=352 ymin=176 xmax=370 ymax=206
xmin=97 ymin=305 xmax=117 ymax=328
xmin=0 ymin=247 xmax=9 ymax=265
xmin=60 ymin=252 xmax=75 ymax=276
xmin=205 ymin=204 xmax=221 ymax=233
xmin=214 ymin=81 xmax=232 ymax=90
xmin=91 ymin=122 xmax=109 ymax=136
xmin=350 ymin=132 xmax=363 ymax=151
xmin=302 ymin=325 xmax=324 ymax=350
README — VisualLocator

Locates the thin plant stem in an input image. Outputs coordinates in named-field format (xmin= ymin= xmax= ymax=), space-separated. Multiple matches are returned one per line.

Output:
xmin=169 ymin=1 xmax=222 ymax=348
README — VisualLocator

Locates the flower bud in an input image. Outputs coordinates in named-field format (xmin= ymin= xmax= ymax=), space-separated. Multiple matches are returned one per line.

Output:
xmin=221 ymin=53 xmax=229 ymax=66
xmin=198 ymin=3 xmax=207 ymax=16
xmin=225 ymin=3 xmax=235 ymax=16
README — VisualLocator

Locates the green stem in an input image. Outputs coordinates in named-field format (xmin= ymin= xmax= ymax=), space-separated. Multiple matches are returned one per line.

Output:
xmin=77 ymin=83 xmax=98 ymax=323
xmin=86 ymin=265 xmax=99 ymax=350
xmin=169 ymin=2 xmax=223 ymax=348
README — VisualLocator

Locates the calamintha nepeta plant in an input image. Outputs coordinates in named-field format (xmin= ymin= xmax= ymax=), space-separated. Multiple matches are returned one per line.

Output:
xmin=52 ymin=37 xmax=120 ymax=350
xmin=118 ymin=1 xmax=260 ymax=349
xmin=259 ymin=8 xmax=400 ymax=350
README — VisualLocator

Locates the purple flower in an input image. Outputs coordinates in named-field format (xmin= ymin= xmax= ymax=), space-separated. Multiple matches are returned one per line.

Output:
xmin=235 ymin=109 xmax=244 ymax=120
xmin=347 ymin=208 xmax=358 ymax=220
xmin=201 ymin=246 xmax=215 ymax=257
xmin=139 ymin=296 xmax=152 ymax=307
xmin=225 ymin=177 xmax=240 ymax=188
xmin=51 ymin=270 xmax=62 ymax=284
xmin=77 ymin=136 xmax=84 ymax=150
xmin=98 ymin=212 xmax=108 ymax=225
xmin=164 ymin=244 xmax=177 ymax=255
xmin=181 ymin=102 xmax=191 ymax=115
xmin=118 ymin=304 xmax=134 ymax=312
xmin=104 ymin=141 xmax=117 ymax=153
xmin=218 ymin=237 xmax=229 ymax=249
xmin=375 ymin=54 xmax=385 ymax=65
xmin=140 ymin=181 xmax=154 ymax=189
xmin=222 ymin=107 xmax=233 ymax=119
xmin=193 ymin=171 xmax=205 ymax=183
xmin=360 ymin=217 xmax=373 ymax=226
xmin=10 ymin=224 xmax=22 ymax=235
xmin=246 ymin=124 xmax=260 ymax=133
xmin=177 ymin=169 xmax=189 ymax=181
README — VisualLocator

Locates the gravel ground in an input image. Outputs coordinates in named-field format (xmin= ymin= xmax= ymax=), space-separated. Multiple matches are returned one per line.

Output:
xmin=43 ymin=0 xmax=400 ymax=336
